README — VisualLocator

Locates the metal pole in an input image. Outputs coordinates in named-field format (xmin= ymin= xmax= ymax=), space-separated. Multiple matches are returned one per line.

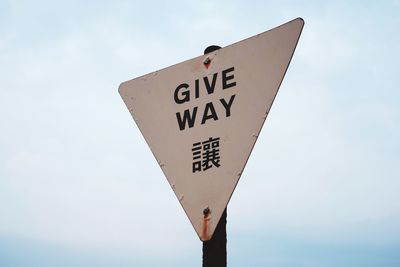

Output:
xmin=203 ymin=208 xmax=227 ymax=267
xmin=202 ymin=45 xmax=227 ymax=267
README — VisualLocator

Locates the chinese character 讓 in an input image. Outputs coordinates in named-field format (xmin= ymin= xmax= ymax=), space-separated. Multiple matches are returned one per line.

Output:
xmin=192 ymin=137 xmax=221 ymax=173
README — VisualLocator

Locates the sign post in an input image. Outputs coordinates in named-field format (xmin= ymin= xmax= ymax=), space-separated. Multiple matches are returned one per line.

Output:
xmin=201 ymin=45 xmax=227 ymax=267
xmin=119 ymin=17 xmax=304 ymax=266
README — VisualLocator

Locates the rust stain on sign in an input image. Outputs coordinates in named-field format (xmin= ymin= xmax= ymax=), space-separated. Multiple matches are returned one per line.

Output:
xmin=203 ymin=57 xmax=212 ymax=69
xmin=201 ymin=207 xmax=211 ymax=241
xmin=201 ymin=216 xmax=210 ymax=241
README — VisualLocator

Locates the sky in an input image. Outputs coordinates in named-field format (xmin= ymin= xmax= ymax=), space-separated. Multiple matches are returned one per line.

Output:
xmin=0 ymin=0 xmax=399 ymax=266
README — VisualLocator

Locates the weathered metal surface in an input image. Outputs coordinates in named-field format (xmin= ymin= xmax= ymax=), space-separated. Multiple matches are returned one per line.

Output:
xmin=119 ymin=18 xmax=304 ymax=241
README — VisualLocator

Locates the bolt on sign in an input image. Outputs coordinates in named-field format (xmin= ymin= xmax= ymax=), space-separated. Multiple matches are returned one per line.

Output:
xmin=119 ymin=18 xmax=304 ymax=241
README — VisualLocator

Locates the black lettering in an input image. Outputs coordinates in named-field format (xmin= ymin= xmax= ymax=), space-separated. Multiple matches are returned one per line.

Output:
xmin=201 ymin=102 xmax=218 ymax=124
xmin=222 ymin=67 xmax=236 ymax=89
xmin=176 ymin=107 xmax=198 ymax=130
xmin=220 ymin=94 xmax=236 ymax=117
xmin=203 ymin=73 xmax=218 ymax=94
xmin=195 ymin=79 xmax=200 ymax=99
xmin=174 ymin=83 xmax=190 ymax=104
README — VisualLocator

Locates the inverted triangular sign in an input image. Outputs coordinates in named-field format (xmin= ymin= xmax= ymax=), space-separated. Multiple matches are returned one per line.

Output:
xmin=119 ymin=18 xmax=304 ymax=241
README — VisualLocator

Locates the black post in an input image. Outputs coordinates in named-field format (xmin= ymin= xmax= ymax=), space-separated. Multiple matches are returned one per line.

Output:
xmin=202 ymin=45 xmax=227 ymax=267
xmin=203 ymin=208 xmax=227 ymax=267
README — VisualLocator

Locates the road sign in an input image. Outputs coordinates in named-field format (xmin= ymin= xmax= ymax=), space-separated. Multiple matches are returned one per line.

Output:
xmin=119 ymin=18 xmax=304 ymax=241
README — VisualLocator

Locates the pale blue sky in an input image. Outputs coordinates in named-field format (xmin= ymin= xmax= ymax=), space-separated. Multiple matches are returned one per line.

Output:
xmin=1 ymin=1 xmax=399 ymax=266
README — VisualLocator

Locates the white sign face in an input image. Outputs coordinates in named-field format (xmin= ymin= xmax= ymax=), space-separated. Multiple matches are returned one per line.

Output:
xmin=119 ymin=18 xmax=304 ymax=241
